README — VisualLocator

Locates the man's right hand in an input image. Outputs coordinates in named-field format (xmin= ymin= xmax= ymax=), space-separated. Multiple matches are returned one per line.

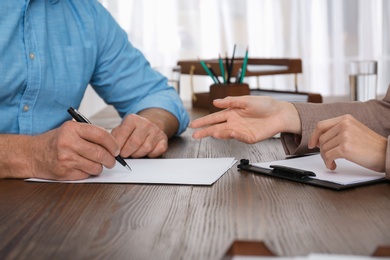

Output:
xmin=24 ymin=121 xmax=119 ymax=180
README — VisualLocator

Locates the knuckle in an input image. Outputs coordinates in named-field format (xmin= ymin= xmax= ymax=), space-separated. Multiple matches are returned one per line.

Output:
xmin=94 ymin=146 xmax=108 ymax=162
xmin=316 ymin=121 xmax=325 ymax=130
xmin=339 ymin=142 xmax=352 ymax=155
xmin=92 ymin=127 xmax=109 ymax=140
xmin=56 ymin=151 xmax=72 ymax=163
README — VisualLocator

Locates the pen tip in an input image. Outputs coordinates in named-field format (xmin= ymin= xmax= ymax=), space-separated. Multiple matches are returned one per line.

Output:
xmin=125 ymin=165 xmax=132 ymax=172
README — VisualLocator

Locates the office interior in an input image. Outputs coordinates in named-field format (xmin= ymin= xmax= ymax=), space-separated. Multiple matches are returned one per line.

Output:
xmin=80 ymin=0 xmax=390 ymax=117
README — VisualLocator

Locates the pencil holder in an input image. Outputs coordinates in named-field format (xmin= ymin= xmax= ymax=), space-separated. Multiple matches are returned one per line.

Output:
xmin=209 ymin=83 xmax=250 ymax=113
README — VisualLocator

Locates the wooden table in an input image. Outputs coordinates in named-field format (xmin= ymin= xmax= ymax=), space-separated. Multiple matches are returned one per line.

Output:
xmin=1 ymin=106 xmax=389 ymax=260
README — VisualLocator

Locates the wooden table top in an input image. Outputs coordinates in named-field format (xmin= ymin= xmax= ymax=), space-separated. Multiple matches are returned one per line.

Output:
xmin=0 ymin=105 xmax=389 ymax=260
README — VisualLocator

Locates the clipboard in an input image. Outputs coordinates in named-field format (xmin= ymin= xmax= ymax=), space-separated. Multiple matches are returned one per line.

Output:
xmin=237 ymin=159 xmax=387 ymax=191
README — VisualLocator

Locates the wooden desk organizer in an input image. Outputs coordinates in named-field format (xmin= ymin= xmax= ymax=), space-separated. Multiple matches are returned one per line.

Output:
xmin=177 ymin=58 xmax=322 ymax=113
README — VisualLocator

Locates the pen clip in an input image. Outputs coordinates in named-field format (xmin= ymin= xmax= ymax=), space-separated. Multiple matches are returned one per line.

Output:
xmin=71 ymin=107 xmax=92 ymax=124
xmin=270 ymin=165 xmax=316 ymax=179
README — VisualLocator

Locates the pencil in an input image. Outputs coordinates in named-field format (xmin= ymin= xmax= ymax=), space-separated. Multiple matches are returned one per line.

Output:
xmin=199 ymin=59 xmax=218 ymax=84
xmin=219 ymin=54 xmax=226 ymax=84
xmin=235 ymin=68 xmax=242 ymax=83
xmin=240 ymin=46 xmax=249 ymax=83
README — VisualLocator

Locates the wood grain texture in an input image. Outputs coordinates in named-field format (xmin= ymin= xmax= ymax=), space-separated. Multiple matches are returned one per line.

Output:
xmin=0 ymin=108 xmax=389 ymax=260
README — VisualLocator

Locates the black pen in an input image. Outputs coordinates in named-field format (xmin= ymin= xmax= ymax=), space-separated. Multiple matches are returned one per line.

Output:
xmin=227 ymin=44 xmax=236 ymax=84
xmin=270 ymin=165 xmax=315 ymax=179
xmin=67 ymin=107 xmax=132 ymax=172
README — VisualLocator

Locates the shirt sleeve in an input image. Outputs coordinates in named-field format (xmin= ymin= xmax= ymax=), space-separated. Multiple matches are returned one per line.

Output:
xmin=281 ymin=85 xmax=390 ymax=179
xmin=88 ymin=2 xmax=189 ymax=135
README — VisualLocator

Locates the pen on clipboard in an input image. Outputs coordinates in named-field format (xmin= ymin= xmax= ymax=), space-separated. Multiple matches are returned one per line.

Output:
xmin=238 ymin=159 xmax=315 ymax=179
xmin=67 ymin=107 xmax=132 ymax=172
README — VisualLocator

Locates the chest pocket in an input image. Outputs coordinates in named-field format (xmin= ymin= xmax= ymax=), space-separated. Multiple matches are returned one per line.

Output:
xmin=51 ymin=45 xmax=97 ymax=109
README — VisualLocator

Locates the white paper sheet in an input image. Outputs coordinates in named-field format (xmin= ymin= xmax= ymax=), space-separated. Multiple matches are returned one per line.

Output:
xmin=26 ymin=158 xmax=237 ymax=185
xmin=253 ymin=154 xmax=385 ymax=185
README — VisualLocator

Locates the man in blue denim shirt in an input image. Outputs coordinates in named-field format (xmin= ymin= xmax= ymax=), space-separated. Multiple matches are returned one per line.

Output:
xmin=0 ymin=1 xmax=189 ymax=180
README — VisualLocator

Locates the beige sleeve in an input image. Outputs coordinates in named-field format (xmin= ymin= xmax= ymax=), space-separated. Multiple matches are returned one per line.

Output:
xmin=280 ymin=85 xmax=390 ymax=179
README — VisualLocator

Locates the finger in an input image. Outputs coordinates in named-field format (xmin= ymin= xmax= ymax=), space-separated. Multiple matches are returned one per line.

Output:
xmin=75 ymin=123 xmax=120 ymax=156
xmin=192 ymin=123 xmax=229 ymax=139
xmin=53 ymin=151 xmax=105 ymax=180
xmin=110 ymin=117 xmax=136 ymax=148
xmin=190 ymin=110 xmax=229 ymax=128
xmin=119 ymin=122 xmax=154 ymax=157
xmin=320 ymin=145 xmax=341 ymax=171
xmin=318 ymin=134 xmax=343 ymax=170
xmin=128 ymin=129 xmax=167 ymax=158
xmin=73 ymin=155 xmax=105 ymax=176
xmin=308 ymin=116 xmax=345 ymax=149
xmin=71 ymin=136 xmax=117 ymax=169
xmin=213 ymin=96 xmax=248 ymax=109
xmin=146 ymin=138 xmax=168 ymax=158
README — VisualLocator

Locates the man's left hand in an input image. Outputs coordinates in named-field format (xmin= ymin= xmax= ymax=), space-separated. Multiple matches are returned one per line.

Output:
xmin=111 ymin=114 xmax=168 ymax=158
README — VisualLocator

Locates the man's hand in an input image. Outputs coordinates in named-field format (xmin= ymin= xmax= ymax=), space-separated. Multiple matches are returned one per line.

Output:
xmin=26 ymin=121 xmax=119 ymax=180
xmin=190 ymin=96 xmax=301 ymax=143
xmin=110 ymin=113 xmax=169 ymax=158
xmin=308 ymin=114 xmax=387 ymax=172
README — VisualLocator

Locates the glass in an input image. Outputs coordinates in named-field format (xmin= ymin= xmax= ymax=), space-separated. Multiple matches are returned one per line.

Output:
xmin=154 ymin=65 xmax=181 ymax=94
xmin=349 ymin=61 xmax=377 ymax=101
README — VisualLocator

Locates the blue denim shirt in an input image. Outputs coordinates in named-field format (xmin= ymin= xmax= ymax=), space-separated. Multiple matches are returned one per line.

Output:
xmin=0 ymin=0 xmax=189 ymax=135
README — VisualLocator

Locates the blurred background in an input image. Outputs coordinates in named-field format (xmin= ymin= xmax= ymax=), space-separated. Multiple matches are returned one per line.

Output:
xmin=81 ymin=0 xmax=390 ymax=116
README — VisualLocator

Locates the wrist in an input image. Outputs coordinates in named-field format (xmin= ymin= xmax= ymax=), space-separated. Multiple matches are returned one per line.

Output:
xmin=0 ymin=135 xmax=35 ymax=179
xmin=138 ymin=108 xmax=178 ymax=138
xmin=280 ymin=102 xmax=301 ymax=134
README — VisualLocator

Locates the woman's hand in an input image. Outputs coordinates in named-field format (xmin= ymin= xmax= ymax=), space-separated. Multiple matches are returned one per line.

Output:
xmin=309 ymin=114 xmax=387 ymax=172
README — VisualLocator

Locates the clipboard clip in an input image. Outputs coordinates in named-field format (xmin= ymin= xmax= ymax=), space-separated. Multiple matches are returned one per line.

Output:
xmin=270 ymin=165 xmax=316 ymax=179
xmin=238 ymin=159 xmax=316 ymax=180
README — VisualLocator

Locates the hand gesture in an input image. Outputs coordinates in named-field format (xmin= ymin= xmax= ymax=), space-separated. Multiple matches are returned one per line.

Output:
xmin=190 ymin=96 xmax=301 ymax=143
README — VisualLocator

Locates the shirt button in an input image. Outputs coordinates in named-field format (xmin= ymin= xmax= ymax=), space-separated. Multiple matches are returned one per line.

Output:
xmin=29 ymin=53 xmax=35 ymax=60
xmin=23 ymin=105 xmax=30 ymax=112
